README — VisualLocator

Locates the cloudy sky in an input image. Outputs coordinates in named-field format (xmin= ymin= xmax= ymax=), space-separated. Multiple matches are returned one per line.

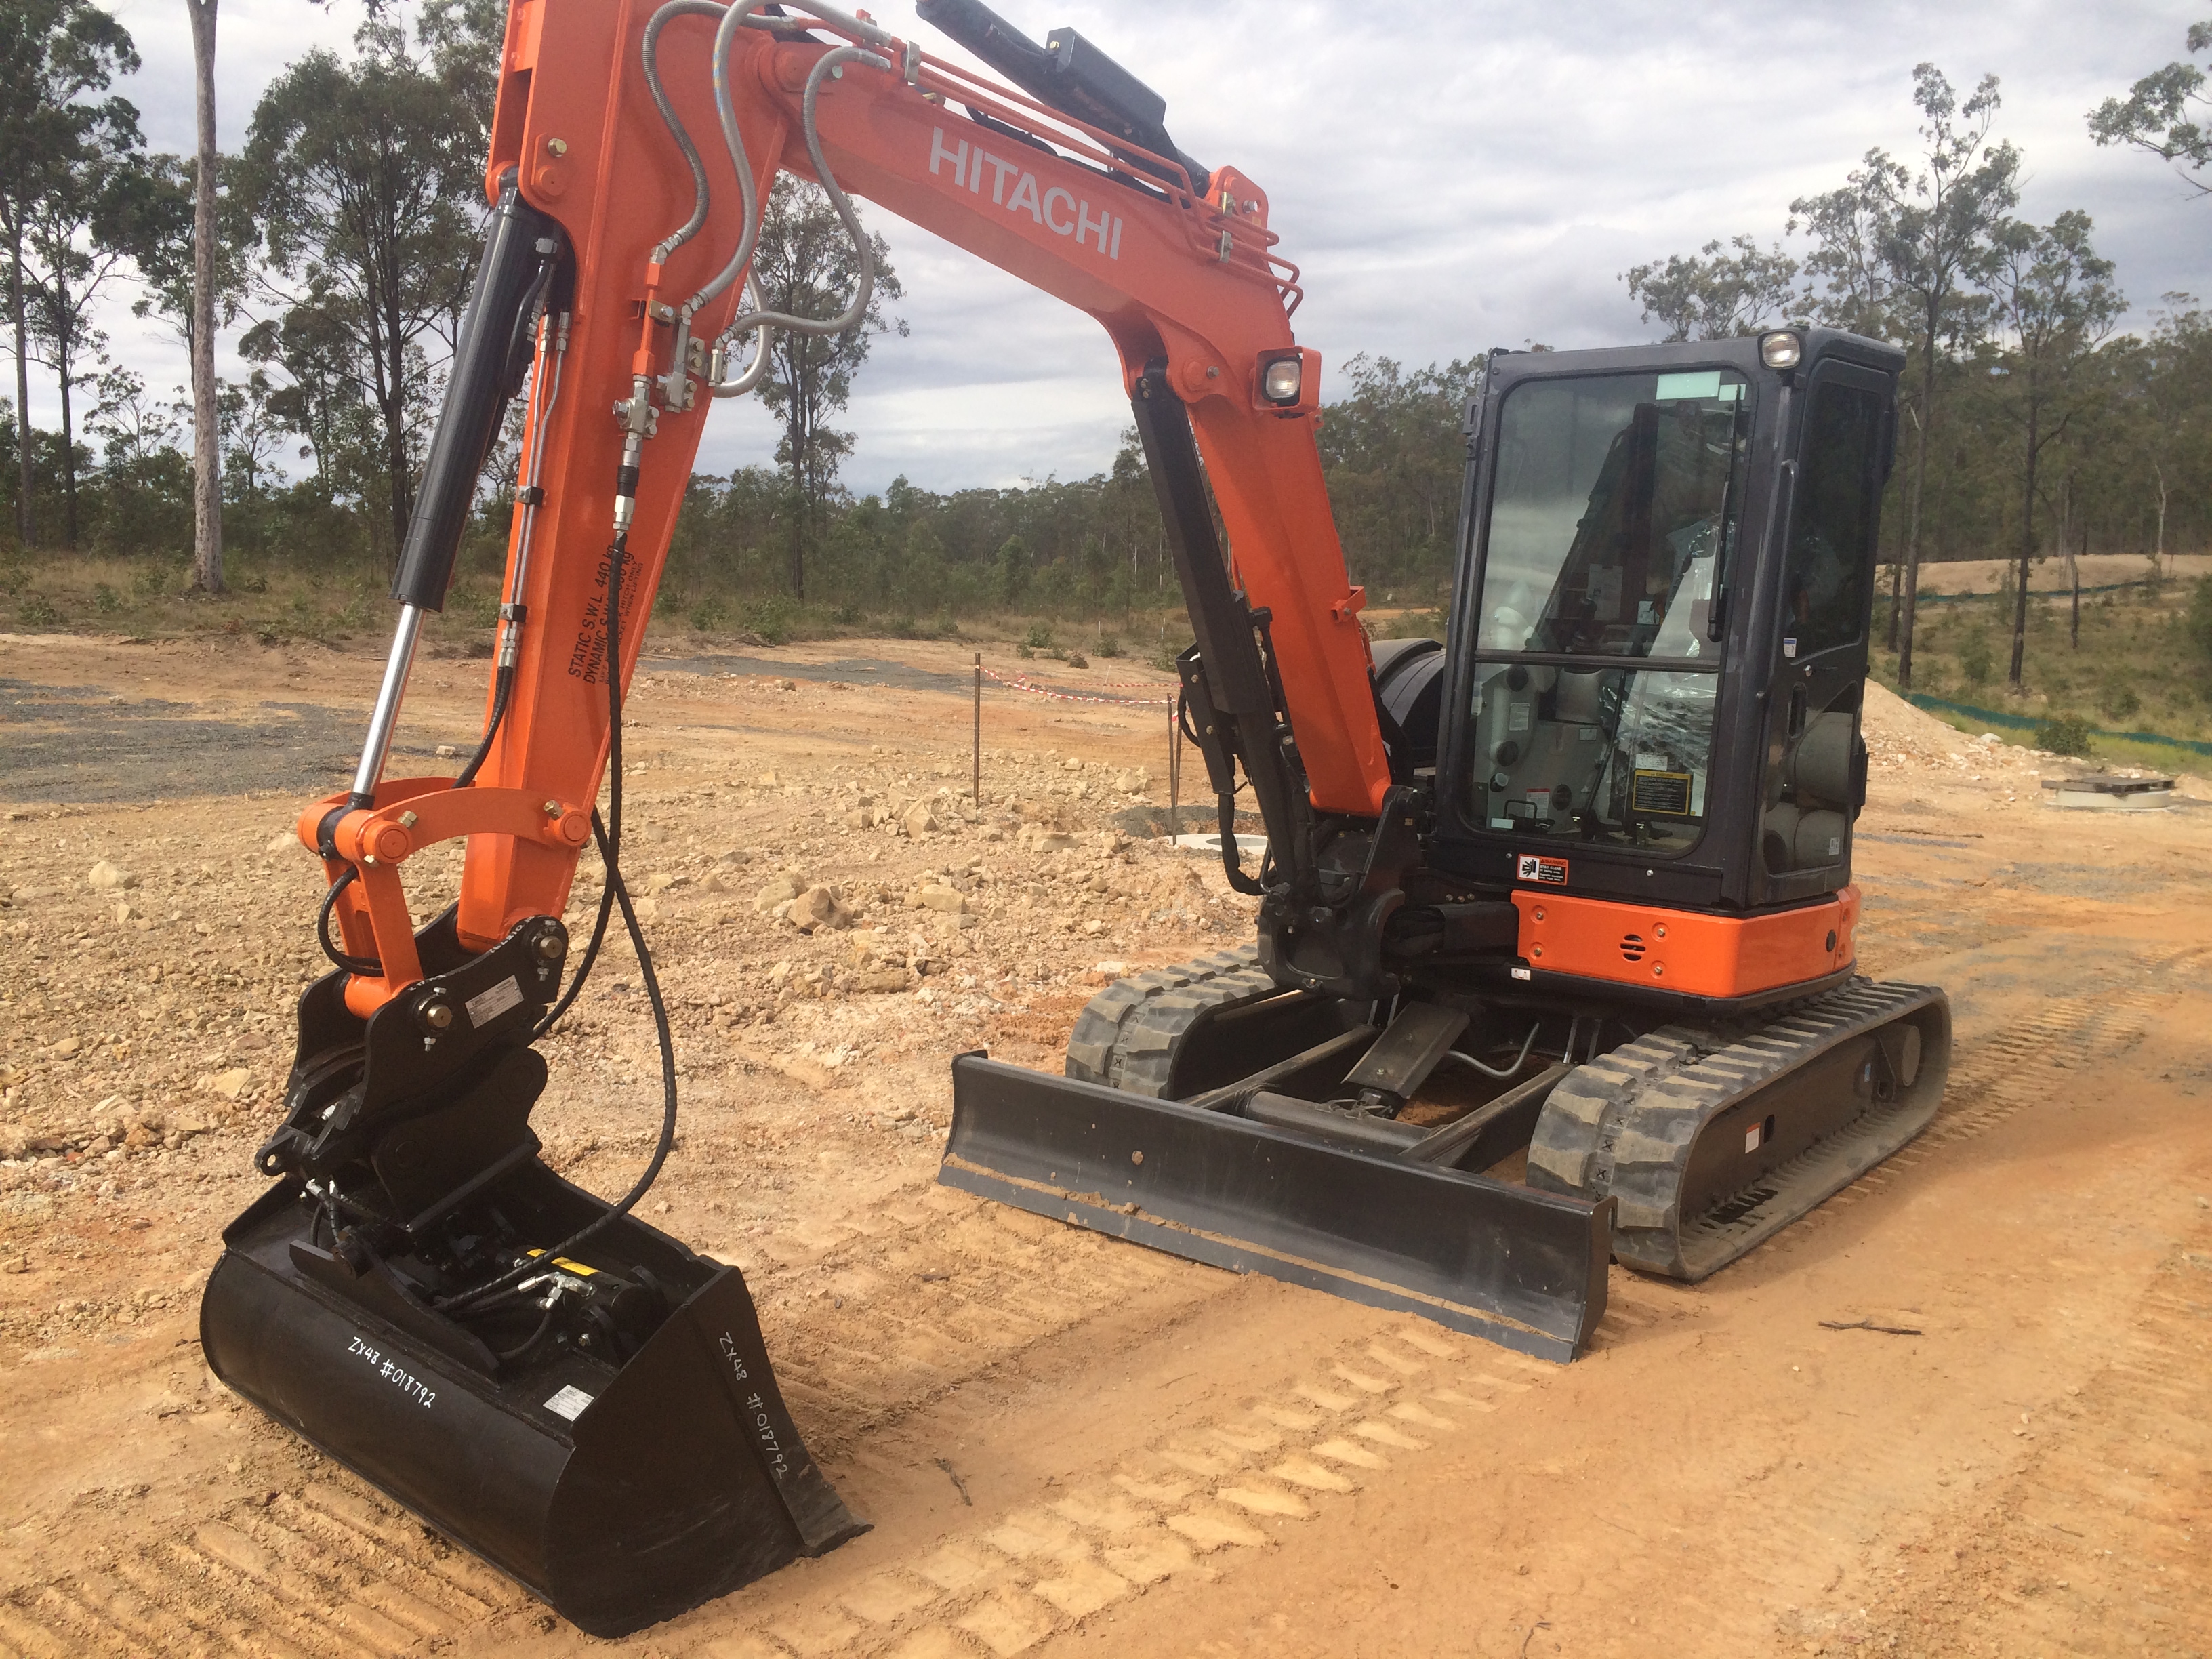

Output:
xmin=63 ymin=0 xmax=2212 ymax=497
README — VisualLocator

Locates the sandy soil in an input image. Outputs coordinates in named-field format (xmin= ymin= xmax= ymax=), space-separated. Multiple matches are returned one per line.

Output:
xmin=2 ymin=630 xmax=2209 ymax=1659
xmin=1879 ymin=550 xmax=2212 ymax=597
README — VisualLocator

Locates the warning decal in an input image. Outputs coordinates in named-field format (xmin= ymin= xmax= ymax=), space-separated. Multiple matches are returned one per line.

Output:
xmin=1631 ymin=769 xmax=1694 ymax=816
xmin=1516 ymin=853 xmax=1569 ymax=886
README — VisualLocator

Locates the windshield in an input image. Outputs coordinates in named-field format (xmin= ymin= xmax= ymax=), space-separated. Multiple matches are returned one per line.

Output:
xmin=1477 ymin=369 xmax=1751 ymax=660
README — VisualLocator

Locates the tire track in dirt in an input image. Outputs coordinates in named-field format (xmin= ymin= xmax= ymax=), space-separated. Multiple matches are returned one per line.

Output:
xmin=0 ymin=1183 xmax=1205 ymax=1657
xmin=1836 ymin=1235 xmax=2212 ymax=1657
xmin=665 ymin=1319 xmax=1557 ymax=1658
xmin=749 ymin=1190 xmax=1199 ymax=1455
xmin=2 ymin=948 xmax=2194 ymax=1658
xmin=0 ymin=1480 xmax=524 ymax=1658
xmin=1790 ymin=945 xmax=2190 ymax=1240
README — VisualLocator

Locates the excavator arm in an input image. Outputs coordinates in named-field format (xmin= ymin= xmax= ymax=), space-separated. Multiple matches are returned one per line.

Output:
xmin=306 ymin=0 xmax=1391 ymax=1027
xmin=203 ymin=0 xmax=1401 ymax=1638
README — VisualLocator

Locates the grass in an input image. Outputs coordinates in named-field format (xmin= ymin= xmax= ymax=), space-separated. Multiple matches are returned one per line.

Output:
xmin=0 ymin=545 xmax=1195 ymax=666
xmin=1872 ymin=576 xmax=2212 ymax=769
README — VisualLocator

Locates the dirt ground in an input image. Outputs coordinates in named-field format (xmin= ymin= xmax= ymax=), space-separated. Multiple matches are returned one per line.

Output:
xmin=2 ymin=628 xmax=2209 ymax=1659
xmin=1879 ymin=550 xmax=2212 ymax=597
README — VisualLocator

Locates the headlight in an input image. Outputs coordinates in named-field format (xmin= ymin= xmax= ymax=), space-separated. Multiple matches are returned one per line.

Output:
xmin=1760 ymin=331 xmax=1803 ymax=369
xmin=1261 ymin=356 xmax=1303 ymax=403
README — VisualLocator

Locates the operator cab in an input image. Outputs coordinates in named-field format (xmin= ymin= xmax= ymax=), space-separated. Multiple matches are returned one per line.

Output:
xmin=1430 ymin=330 xmax=1903 ymax=917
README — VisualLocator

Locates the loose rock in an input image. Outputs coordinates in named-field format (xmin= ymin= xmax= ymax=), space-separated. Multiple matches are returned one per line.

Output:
xmin=786 ymin=884 xmax=852 ymax=933
xmin=754 ymin=872 xmax=806 ymax=911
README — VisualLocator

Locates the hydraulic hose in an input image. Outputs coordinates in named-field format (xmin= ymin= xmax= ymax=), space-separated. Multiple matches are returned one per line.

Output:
xmin=315 ymin=865 xmax=381 ymax=976
xmin=1443 ymin=1022 xmax=1544 ymax=1081
xmin=711 ymin=271 xmax=773 ymax=397
xmin=641 ymin=0 xmax=731 ymax=268
xmin=712 ymin=41 xmax=892 ymax=340
xmin=440 ymin=531 xmax=678 ymax=1315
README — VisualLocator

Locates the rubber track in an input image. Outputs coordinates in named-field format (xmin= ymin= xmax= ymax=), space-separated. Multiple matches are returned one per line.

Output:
xmin=1064 ymin=947 xmax=1280 ymax=1097
xmin=1528 ymin=977 xmax=1946 ymax=1282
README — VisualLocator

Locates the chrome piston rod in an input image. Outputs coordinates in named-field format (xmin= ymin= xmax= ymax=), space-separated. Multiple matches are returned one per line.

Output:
xmin=350 ymin=602 xmax=426 ymax=804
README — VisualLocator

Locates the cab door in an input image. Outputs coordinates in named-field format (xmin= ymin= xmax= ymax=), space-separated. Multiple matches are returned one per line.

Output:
xmin=1754 ymin=359 xmax=1893 ymax=906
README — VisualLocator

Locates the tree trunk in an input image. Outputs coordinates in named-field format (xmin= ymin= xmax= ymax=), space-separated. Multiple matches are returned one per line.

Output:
xmin=781 ymin=349 xmax=807 ymax=600
xmin=2009 ymin=396 xmax=2037 ymax=691
xmin=2068 ymin=546 xmax=2079 ymax=650
xmin=9 ymin=234 xmax=31 ymax=551
xmin=1885 ymin=406 xmax=1918 ymax=652
xmin=2153 ymin=461 xmax=2169 ymax=578
xmin=188 ymin=0 xmax=224 ymax=593
xmin=380 ymin=287 xmax=413 ymax=563
xmin=57 ymin=342 xmax=76 ymax=550
xmin=2062 ymin=522 xmax=2079 ymax=655
xmin=384 ymin=396 xmax=412 ymax=562
xmin=2063 ymin=471 xmax=2076 ymax=651
xmin=1895 ymin=323 xmax=1938 ymax=690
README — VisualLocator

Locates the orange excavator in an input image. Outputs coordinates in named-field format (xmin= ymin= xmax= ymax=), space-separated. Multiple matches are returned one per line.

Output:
xmin=201 ymin=0 xmax=1950 ymax=1637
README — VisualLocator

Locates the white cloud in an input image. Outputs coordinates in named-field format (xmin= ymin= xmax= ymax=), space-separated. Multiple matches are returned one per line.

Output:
xmin=30 ymin=0 xmax=2207 ymax=500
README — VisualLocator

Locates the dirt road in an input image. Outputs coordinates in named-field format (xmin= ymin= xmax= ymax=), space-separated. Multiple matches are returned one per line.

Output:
xmin=2 ymin=630 xmax=2208 ymax=1659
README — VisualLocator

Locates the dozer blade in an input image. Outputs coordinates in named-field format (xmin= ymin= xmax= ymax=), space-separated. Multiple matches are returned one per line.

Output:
xmin=941 ymin=1054 xmax=1615 ymax=1361
xmin=201 ymin=1160 xmax=864 ymax=1639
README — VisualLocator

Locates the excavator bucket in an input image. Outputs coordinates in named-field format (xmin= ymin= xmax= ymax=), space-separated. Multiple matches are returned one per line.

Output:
xmin=201 ymin=1156 xmax=864 ymax=1639
xmin=941 ymin=1054 xmax=1615 ymax=1361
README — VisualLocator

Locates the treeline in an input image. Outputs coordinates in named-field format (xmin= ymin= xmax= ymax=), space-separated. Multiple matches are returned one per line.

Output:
xmin=1624 ymin=54 xmax=2212 ymax=690
xmin=1 ymin=1 xmax=2207 ymax=663
xmin=651 ymin=353 xmax=1478 ymax=636
xmin=2 ymin=0 xmax=505 ymax=578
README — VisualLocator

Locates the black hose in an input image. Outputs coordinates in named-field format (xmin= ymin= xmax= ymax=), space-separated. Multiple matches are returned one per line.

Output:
xmin=532 ymin=819 xmax=618 ymax=1040
xmin=315 ymin=865 xmax=382 ymax=976
xmin=438 ymin=531 xmax=682 ymax=1315
xmin=451 ymin=662 xmax=516 ymax=791
xmin=491 ymin=1301 xmax=559 ymax=1364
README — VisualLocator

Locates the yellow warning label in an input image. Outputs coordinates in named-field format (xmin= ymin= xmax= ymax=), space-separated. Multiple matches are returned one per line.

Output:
xmin=1631 ymin=769 xmax=1694 ymax=816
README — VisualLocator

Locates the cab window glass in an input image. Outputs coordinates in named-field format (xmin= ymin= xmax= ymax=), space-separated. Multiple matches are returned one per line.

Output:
xmin=1477 ymin=369 xmax=1750 ymax=661
xmin=1784 ymin=382 xmax=1883 ymax=658
xmin=1467 ymin=663 xmax=1715 ymax=853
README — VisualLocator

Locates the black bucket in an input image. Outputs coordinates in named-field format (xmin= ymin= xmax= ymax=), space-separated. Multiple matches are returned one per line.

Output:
xmin=202 ymin=1162 xmax=864 ymax=1639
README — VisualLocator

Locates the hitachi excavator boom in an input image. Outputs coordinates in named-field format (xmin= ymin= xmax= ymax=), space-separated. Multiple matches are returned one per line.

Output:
xmin=198 ymin=0 xmax=1447 ymax=1633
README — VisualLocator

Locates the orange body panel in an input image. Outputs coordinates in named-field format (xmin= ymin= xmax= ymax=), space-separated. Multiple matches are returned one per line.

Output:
xmin=299 ymin=0 xmax=1397 ymax=1004
xmin=1511 ymin=886 xmax=1860 ymax=1001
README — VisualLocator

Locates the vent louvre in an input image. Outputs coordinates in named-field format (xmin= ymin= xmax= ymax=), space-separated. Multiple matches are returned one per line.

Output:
xmin=1620 ymin=933 xmax=1647 ymax=962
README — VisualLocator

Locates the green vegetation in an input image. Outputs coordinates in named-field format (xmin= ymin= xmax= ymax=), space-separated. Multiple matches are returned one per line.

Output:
xmin=1870 ymin=575 xmax=2212 ymax=762
xmin=2034 ymin=712 xmax=2095 ymax=756
xmin=0 ymin=0 xmax=2204 ymax=736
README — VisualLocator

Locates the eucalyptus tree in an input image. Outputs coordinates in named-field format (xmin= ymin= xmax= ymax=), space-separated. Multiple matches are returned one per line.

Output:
xmin=0 ymin=0 xmax=138 ymax=550
xmin=2089 ymin=18 xmax=2211 ymax=198
xmin=1622 ymin=237 xmax=1801 ymax=342
xmin=1313 ymin=354 xmax=1478 ymax=600
xmin=110 ymin=152 xmax=251 ymax=358
xmin=237 ymin=10 xmax=483 ymax=560
xmin=26 ymin=102 xmax=144 ymax=548
xmin=1986 ymin=212 xmax=2122 ymax=688
xmin=1793 ymin=66 xmax=2018 ymax=684
xmin=186 ymin=0 xmax=220 ymax=589
xmin=748 ymin=176 xmax=905 ymax=600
